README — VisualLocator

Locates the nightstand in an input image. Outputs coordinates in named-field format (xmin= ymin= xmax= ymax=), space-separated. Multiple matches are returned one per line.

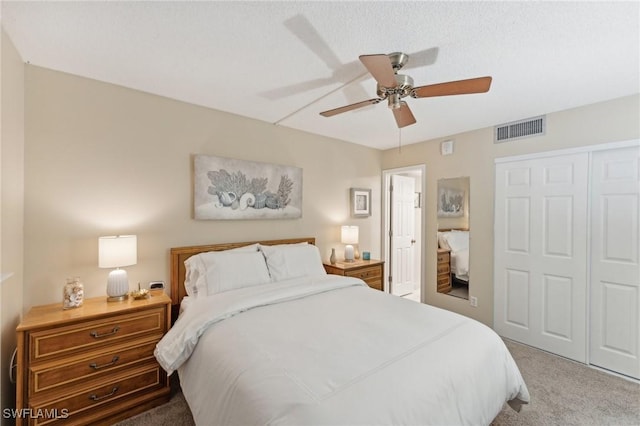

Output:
xmin=323 ymin=259 xmax=385 ymax=291
xmin=15 ymin=293 xmax=171 ymax=425
xmin=437 ymin=248 xmax=451 ymax=293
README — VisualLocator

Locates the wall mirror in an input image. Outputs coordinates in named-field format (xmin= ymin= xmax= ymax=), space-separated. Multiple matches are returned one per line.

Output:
xmin=436 ymin=177 xmax=470 ymax=300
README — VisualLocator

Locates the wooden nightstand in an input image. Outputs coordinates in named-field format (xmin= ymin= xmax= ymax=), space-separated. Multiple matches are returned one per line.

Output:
xmin=437 ymin=248 xmax=452 ymax=293
xmin=15 ymin=293 xmax=171 ymax=425
xmin=323 ymin=259 xmax=385 ymax=291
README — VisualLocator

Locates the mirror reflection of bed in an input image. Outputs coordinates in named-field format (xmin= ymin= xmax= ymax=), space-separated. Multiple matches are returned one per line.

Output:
xmin=437 ymin=177 xmax=470 ymax=300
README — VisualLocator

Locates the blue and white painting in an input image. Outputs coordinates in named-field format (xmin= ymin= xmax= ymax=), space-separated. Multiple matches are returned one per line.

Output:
xmin=194 ymin=155 xmax=302 ymax=220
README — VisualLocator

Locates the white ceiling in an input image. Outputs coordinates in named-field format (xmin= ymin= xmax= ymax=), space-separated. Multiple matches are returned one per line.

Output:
xmin=2 ymin=1 xmax=639 ymax=150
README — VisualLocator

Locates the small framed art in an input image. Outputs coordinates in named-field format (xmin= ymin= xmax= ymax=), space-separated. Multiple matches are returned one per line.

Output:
xmin=350 ymin=188 xmax=371 ymax=217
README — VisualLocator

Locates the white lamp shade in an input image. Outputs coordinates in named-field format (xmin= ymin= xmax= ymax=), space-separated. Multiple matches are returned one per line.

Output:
xmin=99 ymin=235 xmax=137 ymax=268
xmin=341 ymin=226 xmax=359 ymax=245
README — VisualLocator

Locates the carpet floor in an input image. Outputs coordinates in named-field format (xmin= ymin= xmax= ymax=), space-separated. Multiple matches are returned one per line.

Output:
xmin=115 ymin=339 xmax=640 ymax=425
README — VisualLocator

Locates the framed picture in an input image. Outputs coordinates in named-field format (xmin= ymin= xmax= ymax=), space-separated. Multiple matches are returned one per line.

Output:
xmin=193 ymin=155 xmax=303 ymax=220
xmin=437 ymin=187 xmax=465 ymax=217
xmin=350 ymin=188 xmax=371 ymax=217
xmin=414 ymin=192 xmax=421 ymax=208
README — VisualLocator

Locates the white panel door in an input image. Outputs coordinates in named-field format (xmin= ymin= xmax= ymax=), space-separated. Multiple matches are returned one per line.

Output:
xmin=590 ymin=146 xmax=640 ymax=379
xmin=391 ymin=175 xmax=415 ymax=296
xmin=495 ymin=153 xmax=589 ymax=362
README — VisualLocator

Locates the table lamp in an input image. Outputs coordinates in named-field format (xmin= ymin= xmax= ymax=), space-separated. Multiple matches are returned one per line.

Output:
xmin=341 ymin=225 xmax=359 ymax=262
xmin=99 ymin=235 xmax=137 ymax=302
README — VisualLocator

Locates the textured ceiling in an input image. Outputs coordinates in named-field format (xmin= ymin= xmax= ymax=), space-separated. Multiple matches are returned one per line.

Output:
xmin=2 ymin=1 xmax=639 ymax=150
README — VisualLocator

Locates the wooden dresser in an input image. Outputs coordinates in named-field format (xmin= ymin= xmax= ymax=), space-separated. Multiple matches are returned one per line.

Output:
xmin=15 ymin=293 xmax=171 ymax=425
xmin=323 ymin=259 xmax=384 ymax=291
xmin=437 ymin=248 xmax=452 ymax=293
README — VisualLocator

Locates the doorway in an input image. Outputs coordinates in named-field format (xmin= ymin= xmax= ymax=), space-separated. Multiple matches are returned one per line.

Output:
xmin=382 ymin=165 xmax=425 ymax=302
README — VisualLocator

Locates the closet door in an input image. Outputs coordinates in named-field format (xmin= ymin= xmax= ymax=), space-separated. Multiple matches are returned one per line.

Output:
xmin=494 ymin=153 xmax=589 ymax=362
xmin=590 ymin=146 xmax=640 ymax=379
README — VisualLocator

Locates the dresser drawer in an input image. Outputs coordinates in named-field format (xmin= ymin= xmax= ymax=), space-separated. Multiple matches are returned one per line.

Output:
xmin=28 ymin=307 xmax=166 ymax=362
xmin=345 ymin=265 xmax=382 ymax=281
xmin=29 ymin=365 xmax=164 ymax=426
xmin=29 ymin=338 xmax=158 ymax=397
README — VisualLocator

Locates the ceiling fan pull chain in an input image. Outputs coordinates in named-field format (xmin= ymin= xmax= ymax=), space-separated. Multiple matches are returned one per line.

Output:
xmin=398 ymin=128 xmax=402 ymax=153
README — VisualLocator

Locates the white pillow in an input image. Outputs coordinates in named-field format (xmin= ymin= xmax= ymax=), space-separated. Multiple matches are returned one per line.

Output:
xmin=184 ymin=243 xmax=263 ymax=297
xmin=437 ymin=232 xmax=452 ymax=251
xmin=259 ymin=243 xmax=326 ymax=282
xmin=444 ymin=231 xmax=469 ymax=252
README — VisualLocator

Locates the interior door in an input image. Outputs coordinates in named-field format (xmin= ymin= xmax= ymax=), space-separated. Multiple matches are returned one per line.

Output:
xmin=390 ymin=174 xmax=416 ymax=296
xmin=589 ymin=146 xmax=640 ymax=379
xmin=494 ymin=153 xmax=588 ymax=362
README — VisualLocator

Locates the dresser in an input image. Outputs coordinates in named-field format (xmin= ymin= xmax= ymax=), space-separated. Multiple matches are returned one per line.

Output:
xmin=323 ymin=259 xmax=384 ymax=291
xmin=15 ymin=293 xmax=171 ymax=426
xmin=437 ymin=248 xmax=451 ymax=293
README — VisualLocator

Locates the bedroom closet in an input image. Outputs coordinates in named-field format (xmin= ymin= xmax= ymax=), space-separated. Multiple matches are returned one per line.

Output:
xmin=494 ymin=142 xmax=639 ymax=379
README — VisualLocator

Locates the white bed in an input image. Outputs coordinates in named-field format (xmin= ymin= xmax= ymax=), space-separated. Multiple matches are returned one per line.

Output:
xmin=157 ymin=238 xmax=529 ymax=425
xmin=438 ymin=230 xmax=470 ymax=282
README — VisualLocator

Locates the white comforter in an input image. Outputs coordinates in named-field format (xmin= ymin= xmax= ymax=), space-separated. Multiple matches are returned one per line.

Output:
xmin=155 ymin=275 xmax=529 ymax=426
xmin=451 ymin=248 xmax=470 ymax=281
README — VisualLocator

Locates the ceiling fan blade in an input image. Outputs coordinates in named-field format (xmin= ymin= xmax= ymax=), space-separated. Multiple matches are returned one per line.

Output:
xmin=359 ymin=54 xmax=397 ymax=88
xmin=320 ymin=98 xmax=383 ymax=117
xmin=412 ymin=76 xmax=492 ymax=98
xmin=392 ymin=102 xmax=417 ymax=128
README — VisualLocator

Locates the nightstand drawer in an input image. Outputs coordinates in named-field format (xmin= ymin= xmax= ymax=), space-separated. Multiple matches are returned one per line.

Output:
xmin=345 ymin=265 xmax=382 ymax=281
xmin=437 ymin=275 xmax=451 ymax=292
xmin=437 ymin=252 xmax=450 ymax=263
xmin=437 ymin=263 xmax=450 ymax=274
xmin=29 ymin=307 xmax=165 ymax=362
xmin=30 ymin=364 xmax=164 ymax=426
xmin=29 ymin=338 xmax=158 ymax=397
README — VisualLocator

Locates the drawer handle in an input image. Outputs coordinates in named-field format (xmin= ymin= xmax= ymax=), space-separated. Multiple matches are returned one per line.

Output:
xmin=89 ymin=386 xmax=118 ymax=402
xmin=89 ymin=355 xmax=119 ymax=370
xmin=90 ymin=326 xmax=120 ymax=339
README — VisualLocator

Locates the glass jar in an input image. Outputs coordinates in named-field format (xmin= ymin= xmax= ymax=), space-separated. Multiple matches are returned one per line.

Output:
xmin=63 ymin=277 xmax=84 ymax=309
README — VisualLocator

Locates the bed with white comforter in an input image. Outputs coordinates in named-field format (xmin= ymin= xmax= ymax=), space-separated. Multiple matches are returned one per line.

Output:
xmin=439 ymin=230 xmax=471 ymax=282
xmin=156 ymin=240 xmax=529 ymax=426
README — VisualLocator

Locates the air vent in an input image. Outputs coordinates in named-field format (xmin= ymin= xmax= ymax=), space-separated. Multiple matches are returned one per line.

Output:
xmin=494 ymin=115 xmax=546 ymax=143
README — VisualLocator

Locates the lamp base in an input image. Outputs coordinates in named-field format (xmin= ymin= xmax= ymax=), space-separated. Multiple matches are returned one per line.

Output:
xmin=344 ymin=244 xmax=355 ymax=262
xmin=106 ymin=269 xmax=130 ymax=302
xmin=107 ymin=294 xmax=129 ymax=302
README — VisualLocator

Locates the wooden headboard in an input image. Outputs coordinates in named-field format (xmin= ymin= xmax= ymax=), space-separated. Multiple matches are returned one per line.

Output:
xmin=169 ymin=237 xmax=316 ymax=311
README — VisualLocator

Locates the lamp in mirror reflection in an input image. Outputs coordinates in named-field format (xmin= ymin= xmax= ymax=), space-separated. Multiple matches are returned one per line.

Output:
xmin=98 ymin=235 xmax=137 ymax=302
xmin=341 ymin=226 xmax=359 ymax=262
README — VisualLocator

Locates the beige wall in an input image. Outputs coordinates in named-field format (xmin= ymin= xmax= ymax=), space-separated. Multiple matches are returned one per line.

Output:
xmin=23 ymin=66 xmax=382 ymax=309
xmin=382 ymin=94 xmax=640 ymax=326
xmin=1 ymin=29 xmax=25 ymax=418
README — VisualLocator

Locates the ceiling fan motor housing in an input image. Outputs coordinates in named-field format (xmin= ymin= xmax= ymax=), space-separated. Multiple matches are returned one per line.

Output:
xmin=377 ymin=74 xmax=414 ymax=109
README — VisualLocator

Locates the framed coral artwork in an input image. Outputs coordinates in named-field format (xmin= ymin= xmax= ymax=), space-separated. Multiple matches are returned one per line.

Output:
xmin=193 ymin=155 xmax=303 ymax=220
xmin=437 ymin=187 xmax=464 ymax=218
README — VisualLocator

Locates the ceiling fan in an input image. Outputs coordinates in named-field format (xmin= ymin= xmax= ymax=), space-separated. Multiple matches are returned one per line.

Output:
xmin=319 ymin=52 xmax=492 ymax=128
